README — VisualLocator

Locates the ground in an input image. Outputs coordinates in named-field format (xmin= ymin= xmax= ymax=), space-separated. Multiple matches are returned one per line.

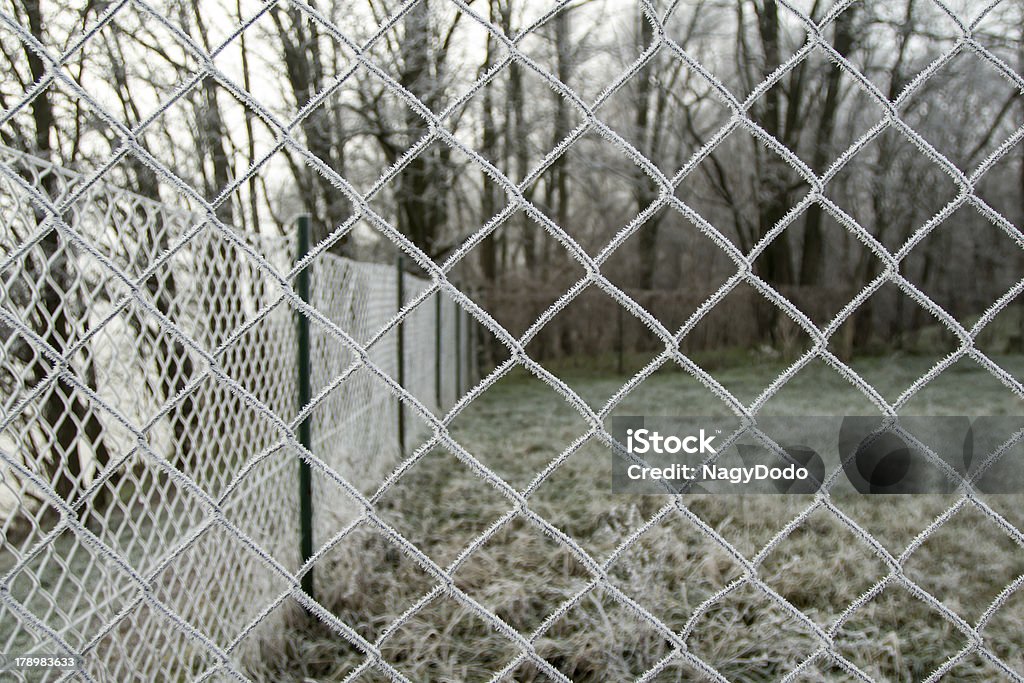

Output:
xmin=245 ymin=353 xmax=1024 ymax=682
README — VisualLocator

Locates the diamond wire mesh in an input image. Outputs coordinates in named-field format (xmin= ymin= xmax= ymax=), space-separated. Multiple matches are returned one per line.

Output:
xmin=308 ymin=256 xmax=453 ymax=549
xmin=0 ymin=143 xmax=461 ymax=680
xmin=0 ymin=142 xmax=304 ymax=679
xmin=0 ymin=0 xmax=1023 ymax=680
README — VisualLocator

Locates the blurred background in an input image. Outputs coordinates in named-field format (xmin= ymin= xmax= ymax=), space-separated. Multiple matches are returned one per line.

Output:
xmin=4 ymin=0 xmax=1022 ymax=369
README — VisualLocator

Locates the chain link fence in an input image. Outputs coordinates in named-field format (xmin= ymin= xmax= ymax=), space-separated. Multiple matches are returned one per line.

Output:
xmin=1 ymin=0 xmax=1024 ymax=680
xmin=0 ymin=142 xmax=300 ymax=679
xmin=0 ymin=144 xmax=468 ymax=680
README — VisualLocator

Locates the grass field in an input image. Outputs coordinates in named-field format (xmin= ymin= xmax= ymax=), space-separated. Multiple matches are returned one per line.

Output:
xmin=247 ymin=354 xmax=1024 ymax=682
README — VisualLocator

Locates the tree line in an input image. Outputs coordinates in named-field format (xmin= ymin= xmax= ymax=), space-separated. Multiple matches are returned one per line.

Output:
xmin=2 ymin=0 xmax=1024 ymax=516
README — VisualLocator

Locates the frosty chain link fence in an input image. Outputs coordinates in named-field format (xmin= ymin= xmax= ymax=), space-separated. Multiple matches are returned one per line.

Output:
xmin=0 ymin=0 xmax=1023 ymax=680
xmin=0 ymin=143 xmax=302 ymax=680
xmin=0 ymin=144 xmax=465 ymax=680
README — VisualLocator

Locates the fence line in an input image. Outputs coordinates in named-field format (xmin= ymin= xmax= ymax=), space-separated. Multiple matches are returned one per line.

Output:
xmin=0 ymin=144 xmax=465 ymax=679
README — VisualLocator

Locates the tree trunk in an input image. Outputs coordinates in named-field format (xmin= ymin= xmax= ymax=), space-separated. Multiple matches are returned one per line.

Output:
xmin=800 ymin=5 xmax=857 ymax=285
xmin=545 ymin=7 xmax=572 ymax=276
xmin=274 ymin=4 xmax=349 ymax=248
xmin=634 ymin=11 xmax=660 ymax=290
xmin=396 ymin=0 xmax=450 ymax=260
xmin=480 ymin=1 xmax=499 ymax=283
xmin=19 ymin=0 xmax=111 ymax=515
xmin=752 ymin=0 xmax=795 ymax=288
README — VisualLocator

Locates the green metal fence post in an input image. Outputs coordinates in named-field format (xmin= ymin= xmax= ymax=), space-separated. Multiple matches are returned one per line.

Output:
xmin=296 ymin=214 xmax=314 ymax=600
xmin=468 ymin=296 xmax=477 ymax=387
xmin=617 ymin=304 xmax=625 ymax=376
xmin=396 ymin=255 xmax=406 ymax=455
xmin=435 ymin=290 xmax=442 ymax=409
xmin=454 ymin=293 xmax=462 ymax=398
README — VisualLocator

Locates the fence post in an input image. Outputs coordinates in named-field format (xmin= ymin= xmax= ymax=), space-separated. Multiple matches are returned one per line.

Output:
xmin=454 ymin=294 xmax=462 ymax=398
xmin=396 ymin=255 xmax=406 ymax=455
xmin=467 ymin=295 xmax=477 ymax=387
xmin=617 ymin=304 xmax=625 ymax=375
xmin=435 ymin=290 xmax=442 ymax=409
xmin=296 ymin=214 xmax=314 ymax=600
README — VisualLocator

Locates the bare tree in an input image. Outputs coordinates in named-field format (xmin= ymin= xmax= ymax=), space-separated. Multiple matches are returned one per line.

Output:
xmin=271 ymin=0 xmax=351 ymax=248
xmin=1 ymin=0 xmax=111 ymax=517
